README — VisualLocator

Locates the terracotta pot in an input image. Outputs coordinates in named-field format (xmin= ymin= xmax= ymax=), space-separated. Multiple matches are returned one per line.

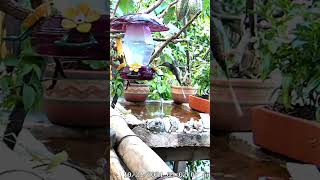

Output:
xmin=171 ymin=86 xmax=197 ymax=104
xmin=43 ymin=66 xmax=108 ymax=127
xmin=252 ymin=106 xmax=320 ymax=165
xmin=189 ymin=95 xmax=210 ymax=113
xmin=124 ymin=84 xmax=149 ymax=102
xmin=211 ymin=79 xmax=276 ymax=131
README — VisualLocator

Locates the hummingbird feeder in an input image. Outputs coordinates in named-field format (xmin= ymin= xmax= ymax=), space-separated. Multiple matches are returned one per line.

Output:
xmin=111 ymin=14 xmax=169 ymax=81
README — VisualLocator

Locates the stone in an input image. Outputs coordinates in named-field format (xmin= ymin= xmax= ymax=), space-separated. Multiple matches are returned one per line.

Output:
xmin=177 ymin=123 xmax=185 ymax=133
xmin=199 ymin=113 xmax=210 ymax=129
xmin=146 ymin=119 xmax=166 ymax=133
xmin=286 ymin=162 xmax=320 ymax=180
xmin=162 ymin=117 xmax=172 ymax=133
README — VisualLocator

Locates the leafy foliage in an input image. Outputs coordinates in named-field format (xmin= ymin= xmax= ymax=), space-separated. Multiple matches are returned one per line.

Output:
xmin=111 ymin=0 xmax=210 ymax=99
xmin=0 ymin=45 xmax=45 ymax=112
xmin=257 ymin=1 xmax=320 ymax=120
xmin=148 ymin=71 xmax=174 ymax=100
xmin=185 ymin=160 xmax=210 ymax=180
xmin=192 ymin=60 xmax=210 ymax=96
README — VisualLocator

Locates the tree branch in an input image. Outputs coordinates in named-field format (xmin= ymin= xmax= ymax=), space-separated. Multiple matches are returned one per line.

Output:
xmin=111 ymin=0 xmax=121 ymax=18
xmin=111 ymin=34 xmax=188 ymax=43
xmin=158 ymin=0 xmax=178 ymax=18
xmin=141 ymin=0 xmax=165 ymax=14
xmin=154 ymin=38 xmax=188 ymax=43
xmin=213 ymin=13 xmax=242 ymax=21
xmin=149 ymin=11 xmax=202 ymax=64
xmin=0 ymin=0 xmax=33 ymax=20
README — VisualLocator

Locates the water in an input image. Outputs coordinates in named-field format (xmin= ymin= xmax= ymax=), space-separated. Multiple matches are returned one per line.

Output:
xmin=212 ymin=134 xmax=290 ymax=180
xmin=122 ymin=41 xmax=154 ymax=66
xmin=119 ymin=100 xmax=201 ymax=123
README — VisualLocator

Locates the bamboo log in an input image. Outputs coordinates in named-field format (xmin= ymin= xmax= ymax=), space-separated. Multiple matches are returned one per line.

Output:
xmin=110 ymin=109 xmax=181 ymax=180
xmin=110 ymin=149 xmax=130 ymax=180
xmin=0 ymin=0 xmax=32 ymax=20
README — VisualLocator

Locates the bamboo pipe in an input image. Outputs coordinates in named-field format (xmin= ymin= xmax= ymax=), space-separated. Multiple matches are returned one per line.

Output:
xmin=110 ymin=149 xmax=131 ymax=180
xmin=110 ymin=109 xmax=181 ymax=180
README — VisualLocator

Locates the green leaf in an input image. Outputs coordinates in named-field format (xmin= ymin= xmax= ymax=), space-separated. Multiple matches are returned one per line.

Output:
xmin=292 ymin=40 xmax=306 ymax=48
xmin=0 ymin=76 xmax=10 ymax=90
xmin=32 ymin=65 xmax=42 ymax=79
xmin=21 ymin=65 xmax=33 ymax=76
xmin=118 ymin=0 xmax=135 ymax=14
xmin=23 ymin=85 xmax=36 ymax=110
xmin=21 ymin=47 xmax=36 ymax=56
xmin=117 ymin=88 xmax=122 ymax=96
xmin=3 ymin=56 xmax=19 ymax=66
xmin=47 ymin=151 xmax=68 ymax=171
xmin=281 ymin=74 xmax=293 ymax=110
xmin=202 ymin=0 xmax=210 ymax=16
xmin=21 ymin=55 xmax=43 ymax=65
xmin=261 ymin=53 xmax=272 ymax=80
xmin=154 ymin=1 xmax=168 ymax=14
xmin=163 ymin=7 xmax=175 ymax=24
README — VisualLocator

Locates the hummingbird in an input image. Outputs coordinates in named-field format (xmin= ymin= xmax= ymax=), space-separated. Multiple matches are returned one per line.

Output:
xmin=212 ymin=20 xmax=243 ymax=116
xmin=160 ymin=61 xmax=182 ymax=86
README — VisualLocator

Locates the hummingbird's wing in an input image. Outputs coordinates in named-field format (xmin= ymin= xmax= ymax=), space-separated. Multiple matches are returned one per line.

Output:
xmin=160 ymin=62 xmax=182 ymax=85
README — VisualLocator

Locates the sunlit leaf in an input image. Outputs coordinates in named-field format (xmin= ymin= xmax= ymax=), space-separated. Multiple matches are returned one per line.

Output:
xmin=47 ymin=151 xmax=68 ymax=171
xmin=118 ymin=0 xmax=135 ymax=14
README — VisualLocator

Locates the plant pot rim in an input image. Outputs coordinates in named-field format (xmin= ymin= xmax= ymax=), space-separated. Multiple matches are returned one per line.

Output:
xmin=171 ymin=85 xmax=197 ymax=89
xmin=212 ymin=78 xmax=276 ymax=88
xmin=254 ymin=105 xmax=320 ymax=127
xmin=190 ymin=95 xmax=210 ymax=101
xmin=127 ymin=83 xmax=149 ymax=87
xmin=45 ymin=64 xmax=107 ymax=80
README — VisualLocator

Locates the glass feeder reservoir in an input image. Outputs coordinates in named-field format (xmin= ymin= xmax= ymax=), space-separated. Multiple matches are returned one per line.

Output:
xmin=111 ymin=14 xmax=169 ymax=80
xmin=122 ymin=24 xmax=155 ymax=67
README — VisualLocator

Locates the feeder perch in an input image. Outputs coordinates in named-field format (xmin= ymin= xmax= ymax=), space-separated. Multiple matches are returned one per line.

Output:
xmin=111 ymin=14 xmax=169 ymax=81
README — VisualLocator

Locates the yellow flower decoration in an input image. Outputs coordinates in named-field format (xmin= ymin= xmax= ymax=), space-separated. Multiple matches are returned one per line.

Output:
xmin=115 ymin=38 xmax=124 ymax=57
xmin=61 ymin=3 xmax=101 ymax=33
xmin=129 ymin=64 xmax=142 ymax=73
xmin=117 ymin=63 xmax=126 ymax=71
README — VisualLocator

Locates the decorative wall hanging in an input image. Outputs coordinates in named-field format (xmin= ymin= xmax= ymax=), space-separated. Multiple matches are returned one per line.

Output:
xmin=4 ymin=1 xmax=108 ymax=60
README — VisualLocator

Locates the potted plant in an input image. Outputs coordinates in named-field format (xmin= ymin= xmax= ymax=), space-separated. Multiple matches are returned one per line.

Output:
xmin=252 ymin=2 xmax=320 ymax=165
xmin=171 ymin=68 xmax=197 ymax=104
xmin=43 ymin=60 xmax=108 ymax=127
xmin=189 ymin=59 xmax=210 ymax=113
xmin=124 ymin=80 xmax=150 ymax=102
xmin=171 ymin=7 xmax=210 ymax=105
xmin=212 ymin=0 xmax=277 ymax=131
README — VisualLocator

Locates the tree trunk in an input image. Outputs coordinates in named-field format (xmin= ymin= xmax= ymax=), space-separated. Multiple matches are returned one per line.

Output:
xmin=0 ymin=0 xmax=32 ymax=20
